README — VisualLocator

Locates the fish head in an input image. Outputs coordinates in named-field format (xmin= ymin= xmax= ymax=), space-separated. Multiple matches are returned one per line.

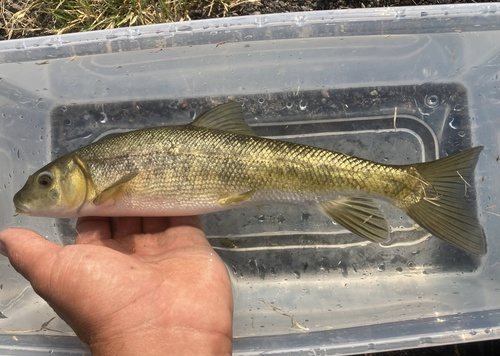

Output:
xmin=13 ymin=155 xmax=89 ymax=217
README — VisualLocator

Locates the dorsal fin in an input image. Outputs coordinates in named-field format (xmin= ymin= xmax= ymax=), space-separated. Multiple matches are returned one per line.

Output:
xmin=191 ymin=102 xmax=256 ymax=136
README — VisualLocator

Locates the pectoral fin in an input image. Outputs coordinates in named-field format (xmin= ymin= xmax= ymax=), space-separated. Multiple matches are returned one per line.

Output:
xmin=218 ymin=189 xmax=255 ymax=206
xmin=93 ymin=172 xmax=138 ymax=205
xmin=320 ymin=196 xmax=389 ymax=243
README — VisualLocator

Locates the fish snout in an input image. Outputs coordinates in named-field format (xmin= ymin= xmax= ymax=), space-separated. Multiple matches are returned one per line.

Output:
xmin=13 ymin=192 xmax=29 ymax=215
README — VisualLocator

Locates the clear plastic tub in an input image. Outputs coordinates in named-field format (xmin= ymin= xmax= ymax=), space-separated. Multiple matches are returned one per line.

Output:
xmin=1 ymin=3 xmax=500 ymax=355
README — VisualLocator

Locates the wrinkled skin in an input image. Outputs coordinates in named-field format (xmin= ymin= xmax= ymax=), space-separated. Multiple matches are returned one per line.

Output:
xmin=0 ymin=216 xmax=233 ymax=355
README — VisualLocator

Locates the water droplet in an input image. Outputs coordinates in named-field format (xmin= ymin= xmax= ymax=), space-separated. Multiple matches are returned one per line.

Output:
xmin=295 ymin=15 xmax=307 ymax=26
xmin=127 ymin=28 xmax=141 ymax=38
xmin=395 ymin=9 xmax=406 ymax=18
xmin=293 ymin=270 xmax=301 ymax=279
xmin=286 ymin=102 xmax=293 ymax=109
xmin=485 ymin=328 xmax=492 ymax=334
xmin=277 ymin=214 xmax=285 ymax=224
xmin=338 ymin=261 xmax=348 ymax=277
xmin=299 ymin=100 xmax=307 ymax=110
xmin=407 ymin=261 xmax=416 ymax=270
xmin=44 ymin=36 xmax=63 ymax=48
xmin=254 ymin=17 xmax=268 ymax=27
xmin=248 ymin=258 xmax=257 ymax=274
xmin=424 ymin=94 xmax=439 ymax=108
xmin=317 ymin=257 xmax=330 ymax=272
xmin=378 ymin=263 xmax=386 ymax=272
xmin=470 ymin=330 xmax=477 ymax=336
xmin=458 ymin=131 xmax=466 ymax=137
xmin=258 ymin=97 xmax=265 ymax=105
xmin=189 ymin=109 xmax=197 ymax=120
xmin=15 ymin=41 xmax=27 ymax=50
xmin=257 ymin=215 xmax=265 ymax=222
xmin=448 ymin=117 xmax=458 ymax=129
xmin=99 ymin=112 xmax=108 ymax=124
xmin=258 ymin=265 xmax=267 ymax=280
xmin=177 ymin=25 xmax=193 ymax=32
xmin=396 ymin=267 xmax=403 ymax=273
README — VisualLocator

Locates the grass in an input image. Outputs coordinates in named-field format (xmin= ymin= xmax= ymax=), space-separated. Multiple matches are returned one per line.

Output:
xmin=1 ymin=0 xmax=258 ymax=40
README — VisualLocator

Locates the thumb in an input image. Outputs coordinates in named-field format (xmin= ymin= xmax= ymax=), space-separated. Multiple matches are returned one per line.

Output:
xmin=0 ymin=228 xmax=62 ymax=287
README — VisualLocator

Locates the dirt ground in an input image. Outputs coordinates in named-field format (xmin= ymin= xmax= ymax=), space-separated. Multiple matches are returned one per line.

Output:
xmin=1 ymin=0 xmax=494 ymax=40
xmin=220 ymin=0 xmax=488 ymax=17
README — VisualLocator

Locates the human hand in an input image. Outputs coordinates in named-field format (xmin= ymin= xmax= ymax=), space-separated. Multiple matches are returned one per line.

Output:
xmin=0 ymin=216 xmax=233 ymax=356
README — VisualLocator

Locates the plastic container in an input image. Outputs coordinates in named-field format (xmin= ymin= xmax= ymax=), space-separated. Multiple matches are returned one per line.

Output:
xmin=1 ymin=3 xmax=500 ymax=354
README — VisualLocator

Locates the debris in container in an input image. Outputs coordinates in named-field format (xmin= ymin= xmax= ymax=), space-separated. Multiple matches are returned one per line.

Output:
xmin=260 ymin=298 xmax=309 ymax=332
xmin=393 ymin=106 xmax=398 ymax=131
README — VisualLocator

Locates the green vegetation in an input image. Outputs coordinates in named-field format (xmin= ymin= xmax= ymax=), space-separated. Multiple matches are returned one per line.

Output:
xmin=1 ymin=0 xmax=254 ymax=40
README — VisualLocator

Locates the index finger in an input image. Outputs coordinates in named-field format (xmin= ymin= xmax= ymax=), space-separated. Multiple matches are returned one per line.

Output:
xmin=75 ymin=216 xmax=112 ymax=244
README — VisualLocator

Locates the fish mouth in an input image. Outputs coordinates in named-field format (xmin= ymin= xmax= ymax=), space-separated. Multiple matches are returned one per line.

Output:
xmin=14 ymin=202 xmax=29 ymax=215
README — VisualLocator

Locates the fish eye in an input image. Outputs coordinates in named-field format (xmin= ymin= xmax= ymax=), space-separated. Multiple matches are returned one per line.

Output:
xmin=37 ymin=171 xmax=54 ymax=188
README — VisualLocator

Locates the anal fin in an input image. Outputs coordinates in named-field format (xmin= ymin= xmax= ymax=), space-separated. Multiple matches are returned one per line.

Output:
xmin=320 ymin=196 xmax=389 ymax=243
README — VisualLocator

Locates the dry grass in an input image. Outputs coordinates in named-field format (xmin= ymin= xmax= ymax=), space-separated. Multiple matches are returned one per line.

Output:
xmin=0 ymin=0 xmax=259 ymax=40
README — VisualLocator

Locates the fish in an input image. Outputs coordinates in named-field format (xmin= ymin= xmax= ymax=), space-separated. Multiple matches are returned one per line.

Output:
xmin=13 ymin=102 xmax=486 ymax=255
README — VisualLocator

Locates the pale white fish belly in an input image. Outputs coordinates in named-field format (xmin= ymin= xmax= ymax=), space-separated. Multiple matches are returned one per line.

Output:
xmin=75 ymin=189 xmax=336 ymax=217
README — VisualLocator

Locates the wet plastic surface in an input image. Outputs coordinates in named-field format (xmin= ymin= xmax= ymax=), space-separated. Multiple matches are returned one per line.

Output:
xmin=1 ymin=3 xmax=500 ymax=355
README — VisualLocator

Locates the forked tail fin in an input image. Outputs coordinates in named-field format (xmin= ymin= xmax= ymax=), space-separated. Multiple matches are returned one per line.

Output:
xmin=404 ymin=146 xmax=486 ymax=255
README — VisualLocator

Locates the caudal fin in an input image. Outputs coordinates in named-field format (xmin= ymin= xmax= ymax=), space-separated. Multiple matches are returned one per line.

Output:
xmin=404 ymin=146 xmax=486 ymax=255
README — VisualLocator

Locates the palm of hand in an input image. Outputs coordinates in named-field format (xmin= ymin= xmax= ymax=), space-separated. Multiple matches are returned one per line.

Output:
xmin=1 ymin=216 xmax=233 ymax=354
